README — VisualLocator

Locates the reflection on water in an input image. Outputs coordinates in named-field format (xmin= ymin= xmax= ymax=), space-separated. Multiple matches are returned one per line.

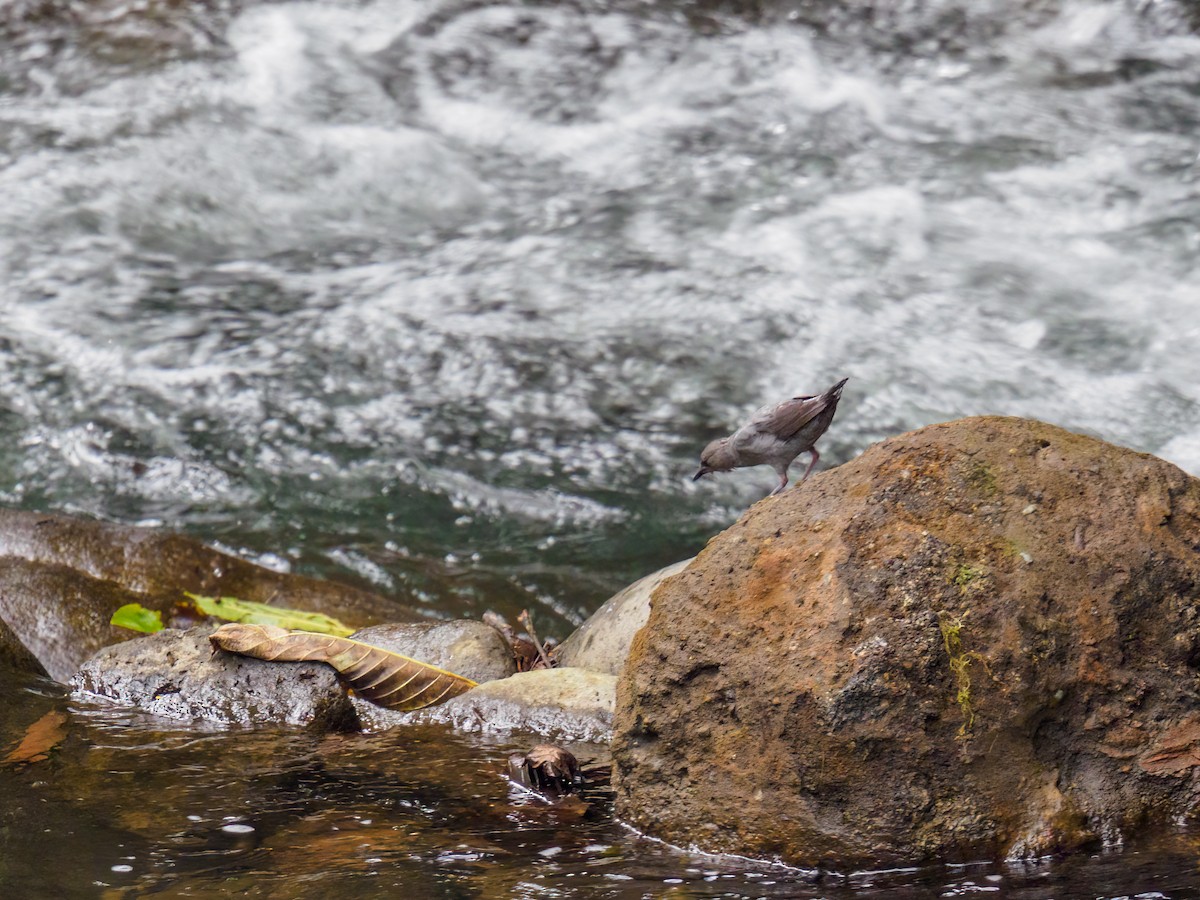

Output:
xmin=3 ymin=0 xmax=1200 ymax=894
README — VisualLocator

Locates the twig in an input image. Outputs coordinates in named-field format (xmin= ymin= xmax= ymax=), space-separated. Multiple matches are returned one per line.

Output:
xmin=518 ymin=609 xmax=555 ymax=669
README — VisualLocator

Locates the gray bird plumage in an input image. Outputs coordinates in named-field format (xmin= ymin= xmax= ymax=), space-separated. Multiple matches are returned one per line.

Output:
xmin=693 ymin=377 xmax=849 ymax=495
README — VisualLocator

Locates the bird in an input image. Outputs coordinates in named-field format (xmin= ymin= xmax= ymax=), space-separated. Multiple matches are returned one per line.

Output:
xmin=693 ymin=377 xmax=849 ymax=495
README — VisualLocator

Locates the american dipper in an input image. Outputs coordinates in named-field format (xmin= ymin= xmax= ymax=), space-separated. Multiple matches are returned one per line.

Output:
xmin=693 ymin=377 xmax=848 ymax=495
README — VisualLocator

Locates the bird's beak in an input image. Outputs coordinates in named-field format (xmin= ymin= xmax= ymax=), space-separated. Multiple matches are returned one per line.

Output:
xmin=693 ymin=466 xmax=712 ymax=481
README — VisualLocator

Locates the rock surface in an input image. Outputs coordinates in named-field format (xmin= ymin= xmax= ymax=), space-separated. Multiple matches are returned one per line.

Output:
xmin=357 ymin=667 xmax=616 ymax=743
xmin=0 ymin=558 xmax=156 ymax=683
xmin=350 ymin=620 xmax=516 ymax=685
xmin=614 ymin=416 xmax=1200 ymax=867
xmin=555 ymin=559 xmax=692 ymax=675
xmin=72 ymin=627 xmax=359 ymax=730
xmin=0 ymin=508 xmax=414 ymax=682
xmin=0 ymin=608 xmax=49 ymax=679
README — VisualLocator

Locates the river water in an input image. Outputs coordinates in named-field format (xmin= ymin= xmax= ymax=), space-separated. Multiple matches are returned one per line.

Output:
xmin=2 ymin=0 xmax=1200 ymax=895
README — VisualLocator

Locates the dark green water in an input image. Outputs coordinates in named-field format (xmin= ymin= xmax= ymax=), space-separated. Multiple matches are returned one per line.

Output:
xmin=3 ymin=0 xmax=1200 ymax=894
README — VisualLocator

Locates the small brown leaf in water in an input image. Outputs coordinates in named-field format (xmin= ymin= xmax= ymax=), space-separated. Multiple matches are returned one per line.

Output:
xmin=209 ymin=623 xmax=477 ymax=711
xmin=3 ymin=709 xmax=69 ymax=767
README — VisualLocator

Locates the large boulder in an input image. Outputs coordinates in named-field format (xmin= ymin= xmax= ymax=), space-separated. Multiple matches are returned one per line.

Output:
xmin=613 ymin=416 xmax=1200 ymax=867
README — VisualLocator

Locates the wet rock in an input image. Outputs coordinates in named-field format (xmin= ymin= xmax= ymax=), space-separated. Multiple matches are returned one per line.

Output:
xmin=349 ymin=620 xmax=516 ymax=685
xmin=0 ymin=613 xmax=48 ymax=679
xmin=357 ymin=667 xmax=616 ymax=744
xmin=0 ymin=508 xmax=410 ymax=625
xmin=0 ymin=558 xmax=155 ymax=683
xmin=0 ymin=508 xmax=414 ymax=683
xmin=614 ymin=416 xmax=1200 ymax=867
xmin=555 ymin=559 xmax=692 ymax=675
xmin=72 ymin=626 xmax=359 ymax=731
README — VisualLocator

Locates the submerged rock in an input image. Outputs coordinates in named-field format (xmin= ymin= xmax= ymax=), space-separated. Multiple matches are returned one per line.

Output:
xmin=357 ymin=667 xmax=616 ymax=744
xmin=0 ymin=508 xmax=414 ymax=683
xmin=72 ymin=627 xmax=359 ymax=731
xmin=349 ymin=620 xmax=516 ymax=685
xmin=614 ymin=417 xmax=1200 ymax=867
xmin=555 ymin=559 xmax=692 ymax=676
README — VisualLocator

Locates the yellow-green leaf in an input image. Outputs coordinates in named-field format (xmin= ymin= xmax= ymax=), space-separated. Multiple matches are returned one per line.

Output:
xmin=185 ymin=593 xmax=353 ymax=637
xmin=209 ymin=623 xmax=477 ymax=711
xmin=110 ymin=603 xmax=164 ymax=634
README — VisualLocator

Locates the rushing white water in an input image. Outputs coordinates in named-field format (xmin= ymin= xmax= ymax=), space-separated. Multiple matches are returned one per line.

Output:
xmin=1 ymin=0 xmax=1199 ymax=622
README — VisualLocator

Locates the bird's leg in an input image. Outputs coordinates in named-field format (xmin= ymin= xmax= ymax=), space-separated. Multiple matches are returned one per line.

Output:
xmin=798 ymin=448 xmax=820 ymax=484
xmin=771 ymin=468 xmax=789 ymax=496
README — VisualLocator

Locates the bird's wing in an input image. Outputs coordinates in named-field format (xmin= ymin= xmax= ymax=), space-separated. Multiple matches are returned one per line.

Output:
xmin=749 ymin=394 xmax=830 ymax=442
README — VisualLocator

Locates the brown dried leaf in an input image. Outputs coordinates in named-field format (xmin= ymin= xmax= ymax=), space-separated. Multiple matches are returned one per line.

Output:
xmin=3 ymin=709 xmax=69 ymax=767
xmin=209 ymin=623 xmax=477 ymax=711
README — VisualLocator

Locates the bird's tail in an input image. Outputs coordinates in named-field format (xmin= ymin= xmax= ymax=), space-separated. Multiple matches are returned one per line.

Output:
xmin=827 ymin=377 xmax=849 ymax=399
